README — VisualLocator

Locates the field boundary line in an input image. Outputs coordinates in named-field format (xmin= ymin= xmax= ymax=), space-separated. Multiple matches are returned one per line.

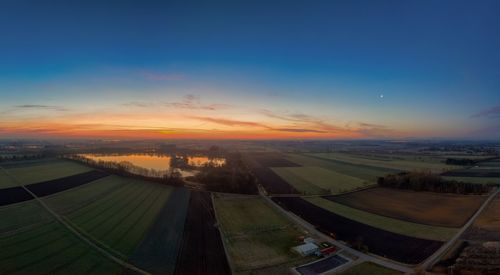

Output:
xmin=419 ymin=187 xmax=500 ymax=271
xmin=0 ymin=166 xmax=151 ymax=275
xmin=211 ymin=193 xmax=236 ymax=274
xmin=60 ymin=216 xmax=128 ymax=259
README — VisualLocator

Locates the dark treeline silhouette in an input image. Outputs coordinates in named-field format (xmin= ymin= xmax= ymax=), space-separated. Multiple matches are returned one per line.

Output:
xmin=0 ymin=154 xmax=44 ymax=162
xmin=65 ymin=155 xmax=184 ymax=186
xmin=377 ymin=171 xmax=492 ymax=194
xmin=445 ymin=158 xmax=478 ymax=166
xmin=191 ymin=152 xmax=258 ymax=194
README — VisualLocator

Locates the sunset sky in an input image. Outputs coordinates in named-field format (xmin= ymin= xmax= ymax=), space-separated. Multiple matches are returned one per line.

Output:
xmin=1 ymin=0 xmax=500 ymax=140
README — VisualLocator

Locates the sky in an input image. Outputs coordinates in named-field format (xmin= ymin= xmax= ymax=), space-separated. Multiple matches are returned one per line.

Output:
xmin=1 ymin=0 xmax=500 ymax=140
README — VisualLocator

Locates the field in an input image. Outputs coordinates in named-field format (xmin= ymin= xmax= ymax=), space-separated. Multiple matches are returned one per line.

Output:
xmin=214 ymin=194 xmax=309 ymax=272
xmin=0 ymin=170 xmax=15 ymax=188
xmin=296 ymin=255 xmax=348 ymax=275
xmin=443 ymin=176 xmax=500 ymax=184
xmin=244 ymin=154 xmax=300 ymax=194
xmin=1 ymin=158 xmax=232 ymax=275
xmin=252 ymin=167 xmax=299 ymax=194
xmin=341 ymin=262 xmax=402 ymax=275
xmin=244 ymin=153 xmax=301 ymax=168
xmin=272 ymin=196 xmax=443 ymax=264
xmin=0 ymin=159 xmax=92 ymax=187
xmin=328 ymin=187 xmax=485 ymax=227
xmin=442 ymin=158 xmax=500 ymax=178
xmin=308 ymin=152 xmax=453 ymax=173
xmin=463 ymin=192 xmax=500 ymax=241
xmin=0 ymin=200 xmax=52 ymax=234
xmin=272 ymin=166 xmax=369 ymax=195
xmin=0 ymin=170 xmax=109 ymax=206
xmin=305 ymin=197 xmax=457 ymax=241
xmin=174 ymin=192 xmax=230 ymax=275
xmin=0 ymin=186 xmax=33 ymax=206
xmin=27 ymin=170 xmax=109 ymax=197
xmin=129 ymin=188 xmax=190 ymax=274
xmin=50 ymin=176 xmax=174 ymax=257
xmin=283 ymin=153 xmax=395 ymax=182
xmin=0 ymin=221 xmax=123 ymax=274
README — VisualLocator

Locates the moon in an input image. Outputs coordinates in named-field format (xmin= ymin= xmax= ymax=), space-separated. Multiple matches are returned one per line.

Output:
xmin=380 ymin=94 xmax=384 ymax=98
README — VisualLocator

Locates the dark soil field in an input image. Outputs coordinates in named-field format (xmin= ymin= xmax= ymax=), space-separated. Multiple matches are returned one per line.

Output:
xmin=243 ymin=153 xmax=301 ymax=194
xmin=252 ymin=167 xmax=299 ymax=194
xmin=0 ymin=170 xmax=108 ymax=206
xmin=26 ymin=170 xmax=109 ymax=197
xmin=296 ymin=255 xmax=348 ymax=275
xmin=174 ymin=192 xmax=230 ymax=275
xmin=245 ymin=153 xmax=301 ymax=168
xmin=0 ymin=186 xmax=33 ymax=206
xmin=442 ymin=158 xmax=500 ymax=177
xmin=272 ymin=196 xmax=443 ymax=264
xmin=129 ymin=188 xmax=190 ymax=274
xmin=442 ymin=169 xmax=500 ymax=177
xmin=327 ymin=187 xmax=485 ymax=227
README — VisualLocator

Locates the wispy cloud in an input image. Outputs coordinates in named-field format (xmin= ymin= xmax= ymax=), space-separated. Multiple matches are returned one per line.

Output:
xmin=164 ymin=94 xmax=231 ymax=110
xmin=12 ymin=104 xmax=68 ymax=112
xmin=122 ymin=94 xmax=231 ymax=111
xmin=471 ymin=105 xmax=500 ymax=118
xmin=273 ymin=128 xmax=327 ymax=133
xmin=122 ymin=102 xmax=155 ymax=108
xmin=352 ymin=122 xmax=398 ymax=138
xmin=140 ymin=70 xmax=185 ymax=81
xmin=260 ymin=109 xmax=319 ymax=123
xmin=13 ymin=104 xmax=68 ymax=112
xmin=260 ymin=109 xmax=345 ymax=133
xmin=190 ymin=116 xmax=269 ymax=128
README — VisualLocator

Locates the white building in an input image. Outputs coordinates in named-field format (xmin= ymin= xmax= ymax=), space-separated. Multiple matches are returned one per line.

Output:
xmin=293 ymin=243 xmax=319 ymax=256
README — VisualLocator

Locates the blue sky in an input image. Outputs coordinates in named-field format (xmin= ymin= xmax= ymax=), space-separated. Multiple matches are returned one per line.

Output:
xmin=1 ymin=0 xmax=499 ymax=139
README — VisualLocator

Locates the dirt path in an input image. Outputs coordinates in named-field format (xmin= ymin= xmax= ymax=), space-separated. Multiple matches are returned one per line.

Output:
xmin=0 ymin=166 xmax=151 ymax=275
xmin=419 ymin=187 xmax=500 ymax=271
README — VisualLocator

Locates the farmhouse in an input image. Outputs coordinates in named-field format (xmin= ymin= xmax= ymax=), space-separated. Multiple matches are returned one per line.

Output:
xmin=293 ymin=243 xmax=320 ymax=256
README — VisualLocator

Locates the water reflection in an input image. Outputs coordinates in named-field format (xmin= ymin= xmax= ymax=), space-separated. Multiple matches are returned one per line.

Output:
xmin=78 ymin=153 xmax=225 ymax=178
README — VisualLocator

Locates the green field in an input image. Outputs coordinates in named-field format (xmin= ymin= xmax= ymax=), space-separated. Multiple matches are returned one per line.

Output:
xmin=0 ymin=159 xmax=92 ymax=187
xmin=305 ymin=197 xmax=457 ymax=241
xmin=1 ymin=165 xmax=187 ymax=274
xmin=272 ymin=166 xmax=368 ymax=195
xmin=284 ymin=153 xmax=393 ymax=182
xmin=0 ymin=221 xmax=122 ymax=274
xmin=0 ymin=201 xmax=53 ymax=234
xmin=214 ymin=194 xmax=310 ymax=271
xmin=443 ymin=176 xmax=500 ymax=185
xmin=340 ymin=262 xmax=402 ymax=275
xmin=0 ymin=169 xmax=16 ymax=188
xmin=43 ymin=176 xmax=123 ymax=214
xmin=308 ymin=152 xmax=454 ymax=173
xmin=45 ymin=176 xmax=174 ymax=257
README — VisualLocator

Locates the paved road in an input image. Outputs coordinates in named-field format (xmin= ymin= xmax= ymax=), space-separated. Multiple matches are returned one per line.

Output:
xmin=258 ymin=185 xmax=414 ymax=274
xmin=0 ymin=166 xmax=150 ymax=275
xmin=419 ymin=187 xmax=500 ymax=271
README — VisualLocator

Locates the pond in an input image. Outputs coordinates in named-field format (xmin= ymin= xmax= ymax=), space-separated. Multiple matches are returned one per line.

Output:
xmin=78 ymin=153 xmax=226 ymax=178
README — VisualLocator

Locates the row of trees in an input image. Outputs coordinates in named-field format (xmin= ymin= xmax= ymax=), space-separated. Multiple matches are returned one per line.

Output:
xmin=190 ymin=153 xmax=258 ymax=194
xmin=0 ymin=154 xmax=44 ymax=162
xmin=445 ymin=158 xmax=478 ymax=166
xmin=377 ymin=171 xmax=492 ymax=194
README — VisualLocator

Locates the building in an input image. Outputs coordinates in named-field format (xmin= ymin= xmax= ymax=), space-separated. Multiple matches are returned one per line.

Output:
xmin=293 ymin=243 xmax=320 ymax=256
